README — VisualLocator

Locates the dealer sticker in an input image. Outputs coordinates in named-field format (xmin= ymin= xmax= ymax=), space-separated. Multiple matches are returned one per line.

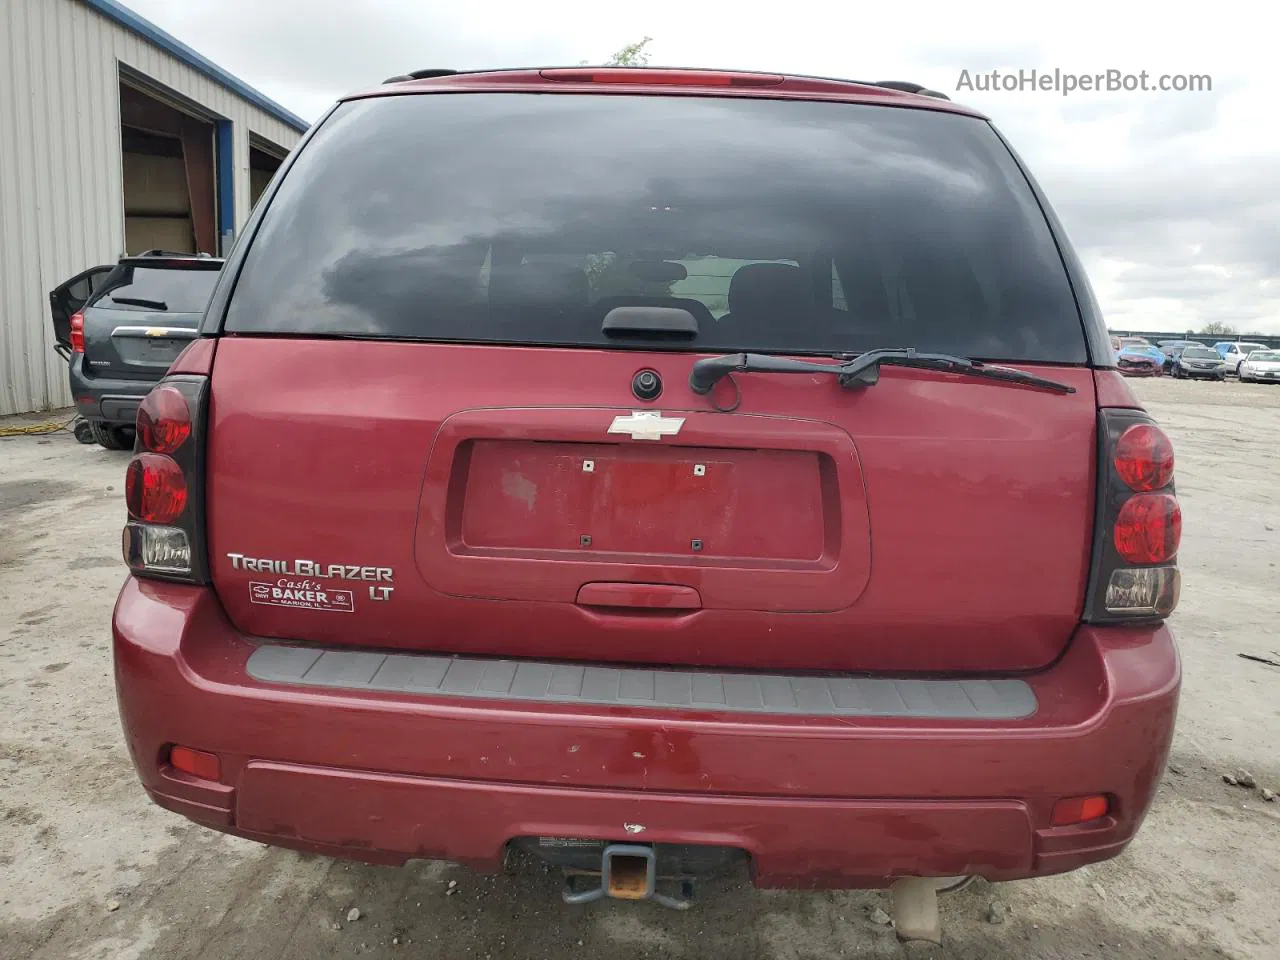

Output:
xmin=249 ymin=579 xmax=355 ymax=613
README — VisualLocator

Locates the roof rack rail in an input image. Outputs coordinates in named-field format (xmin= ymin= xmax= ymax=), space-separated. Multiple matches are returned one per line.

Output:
xmin=873 ymin=80 xmax=951 ymax=101
xmin=383 ymin=68 xmax=461 ymax=83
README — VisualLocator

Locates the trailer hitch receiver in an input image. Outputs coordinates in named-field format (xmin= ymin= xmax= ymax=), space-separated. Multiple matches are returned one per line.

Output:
xmin=561 ymin=844 xmax=692 ymax=910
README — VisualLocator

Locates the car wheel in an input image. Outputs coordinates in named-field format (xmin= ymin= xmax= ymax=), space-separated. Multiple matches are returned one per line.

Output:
xmin=89 ymin=420 xmax=134 ymax=451
xmin=73 ymin=419 xmax=96 ymax=444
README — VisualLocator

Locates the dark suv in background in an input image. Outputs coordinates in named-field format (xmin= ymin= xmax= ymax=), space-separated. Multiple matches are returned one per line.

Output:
xmin=50 ymin=251 xmax=222 ymax=449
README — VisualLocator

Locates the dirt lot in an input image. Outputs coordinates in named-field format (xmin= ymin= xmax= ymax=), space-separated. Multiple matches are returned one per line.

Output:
xmin=2 ymin=376 xmax=1278 ymax=960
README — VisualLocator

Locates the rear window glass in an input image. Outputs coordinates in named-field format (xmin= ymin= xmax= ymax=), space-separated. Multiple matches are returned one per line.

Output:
xmin=225 ymin=93 xmax=1086 ymax=362
xmin=96 ymin=266 xmax=220 ymax=314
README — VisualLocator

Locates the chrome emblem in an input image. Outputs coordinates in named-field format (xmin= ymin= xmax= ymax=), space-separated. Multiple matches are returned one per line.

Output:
xmin=607 ymin=411 xmax=685 ymax=441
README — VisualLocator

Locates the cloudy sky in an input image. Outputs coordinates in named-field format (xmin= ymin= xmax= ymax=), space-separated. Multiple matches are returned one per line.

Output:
xmin=128 ymin=0 xmax=1279 ymax=335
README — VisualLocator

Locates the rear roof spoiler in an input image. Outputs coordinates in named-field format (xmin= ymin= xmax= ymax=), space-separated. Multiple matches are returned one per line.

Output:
xmin=120 ymin=251 xmax=224 ymax=268
xmin=381 ymin=67 xmax=953 ymax=100
xmin=132 ymin=249 xmax=220 ymax=259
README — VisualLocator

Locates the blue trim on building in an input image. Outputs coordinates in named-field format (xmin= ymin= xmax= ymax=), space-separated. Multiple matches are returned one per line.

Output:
xmin=214 ymin=119 xmax=236 ymax=254
xmin=82 ymin=0 xmax=310 ymax=133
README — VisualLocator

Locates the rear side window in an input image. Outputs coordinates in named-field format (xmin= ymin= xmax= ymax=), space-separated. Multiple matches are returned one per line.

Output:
xmin=96 ymin=266 xmax=220 ymax=314
xmin=225 ymin=93 xmax=1087 ymax=362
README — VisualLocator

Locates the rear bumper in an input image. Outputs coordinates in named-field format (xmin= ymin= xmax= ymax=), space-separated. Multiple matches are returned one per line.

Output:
xmin=114 ymin=579 xmax=1180 ymax=888
xmin=1179 ymin=367 xmax=1225 ymax=378
xmin=68 ymin=354 xmax=156 ymax=425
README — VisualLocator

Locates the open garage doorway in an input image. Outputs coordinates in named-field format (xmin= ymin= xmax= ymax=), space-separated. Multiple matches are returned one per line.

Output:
xmin=249 ymin=136 xmax=286 ymax=210
xmin=118 ymin=77 xmax=220 ymax=255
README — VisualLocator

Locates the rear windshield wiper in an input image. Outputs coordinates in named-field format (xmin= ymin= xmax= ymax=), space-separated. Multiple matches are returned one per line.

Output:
xmin=108 ymin=296 xmax=169 ymax=310
xmin=689 ymin=348 xmax=1076 ymax=395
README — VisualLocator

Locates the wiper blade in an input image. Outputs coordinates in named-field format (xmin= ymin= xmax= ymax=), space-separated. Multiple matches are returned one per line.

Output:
xmin=109 ymin=296 xmax=169 ymax=310
xmin=688 ymin=349 xmax=1075 ymax=395
xmin=840 ymin=349 xmax=1077 ymax=394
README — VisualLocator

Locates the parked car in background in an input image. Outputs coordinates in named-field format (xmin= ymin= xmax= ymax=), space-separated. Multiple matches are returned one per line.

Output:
xmin=1157 ymin=341 xmax=1195 ymax=372
xmin=1238 ymin=349 xmax=1280 ymax=383
xmin=1171 ymin=345 xmax=1226 ymax=380
xmin=1214 ymin=342 xmax=1268 ymax=375
xmin=49 ymin=251 xmax=223 ymax=449
xmin=1115 ymin=344 xmax=1166 ymax=377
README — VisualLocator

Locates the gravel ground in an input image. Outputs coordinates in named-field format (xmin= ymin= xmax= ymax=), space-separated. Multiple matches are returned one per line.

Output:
xmin=1 ymin=376 xmax=1278 ymax=960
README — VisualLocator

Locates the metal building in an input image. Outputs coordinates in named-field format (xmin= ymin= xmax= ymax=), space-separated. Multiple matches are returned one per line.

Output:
xmin=0 ymin=0 xmax=309 ymax=416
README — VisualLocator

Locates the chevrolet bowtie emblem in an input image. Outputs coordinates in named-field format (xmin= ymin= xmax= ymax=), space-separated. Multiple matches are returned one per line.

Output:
xmin=607 ymin=411 xmax=685 ymax=441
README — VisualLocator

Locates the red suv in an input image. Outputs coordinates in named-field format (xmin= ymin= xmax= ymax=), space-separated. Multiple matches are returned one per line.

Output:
xmin=114 ymin=68 xmax=1181 ymax=920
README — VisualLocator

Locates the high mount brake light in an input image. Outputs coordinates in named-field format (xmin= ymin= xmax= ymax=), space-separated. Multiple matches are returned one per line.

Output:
xmin=69 ymin=313 xmax=85 ymax=353
xmin=538 ymin=68 xmax=785 ymax=87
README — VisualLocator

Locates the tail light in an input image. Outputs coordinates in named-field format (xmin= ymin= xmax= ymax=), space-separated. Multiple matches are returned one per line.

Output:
xmin=69 ymin=312 xmax=85 ymax=353
xmin=125 ymin=454 xmax=188 ymax=523
xmin=136 ymin=384 xmax=192 ymax=453
xmin=1112 ymin=424 xmax=1174 ymax=491
xmin=1083 ymin=408 xmax=1181 ymax=621
xmin=1113 ymin=494 xmax=1180 ymax=563
xmin=122 ymin=374 xmax=210 ymax=583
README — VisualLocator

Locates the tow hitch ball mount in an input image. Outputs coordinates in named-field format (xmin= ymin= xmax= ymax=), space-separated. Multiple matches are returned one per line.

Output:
xmin=561 ymin=844 xmax=693 ymax=910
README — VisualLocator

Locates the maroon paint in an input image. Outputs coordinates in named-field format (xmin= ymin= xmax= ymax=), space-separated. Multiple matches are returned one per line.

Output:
xmin=205 ymin=338 xmax=1098 ymax=673
xmin=1094 ymin=370 xmax=1143 ymax=409
xmin=346 ymin=70 xmax=990 ymax=122
xmin=114 ymin=577 xmax=1178 ymax=885
xmin=168 ymin=336 xmax=216 ymax=375
xmin=115 ymin=69 xmax=1180 ymax=889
